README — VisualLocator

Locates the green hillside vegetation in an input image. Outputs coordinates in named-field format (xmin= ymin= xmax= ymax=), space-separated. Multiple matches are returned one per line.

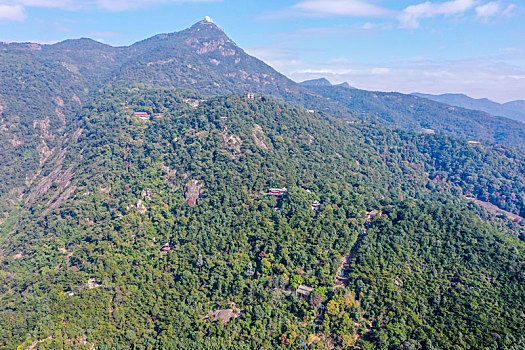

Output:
xmin=348 ymin=203 xmax=524 ymax=349
xmin=0 ymin=87 xmax=523 ymax=349
xmin=0 ymin=39 xmax=124 ymax=201
xmin=303 ymin=84 xmax=525 ymax=148
xmin=0 ymin=21 xmax=351 ymax=204
xmin=2 ymin=19 xmax=525 ymax=210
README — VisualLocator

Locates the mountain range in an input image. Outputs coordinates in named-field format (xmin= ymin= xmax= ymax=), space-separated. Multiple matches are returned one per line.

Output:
xmin=413 ymin=92 xmax=525 ymax=123
xmin=0 ymin=20 xmax=353 ymax=200
xmin=3 ymin=19 xmax=525 ymax=206
xmin=299 ymin=78 xmax=525 ymax=146
xmin=0 ymin=19 xmax=524 ymax=349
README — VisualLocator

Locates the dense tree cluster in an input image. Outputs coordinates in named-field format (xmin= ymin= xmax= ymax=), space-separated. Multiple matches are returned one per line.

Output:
xmin=2 ymin=21 xmax=524 ymax=216
xmin=1 ymin=88 xmax=523 ymax=349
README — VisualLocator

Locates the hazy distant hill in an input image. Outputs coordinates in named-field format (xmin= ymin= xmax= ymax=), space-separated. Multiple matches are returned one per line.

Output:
xmin=300 ymin=78 xmax=355 ymax=89
xmin=300 ymin=78 xmax=332 ymax=86
xmin=303 ymin=84 xmax=525 ymax=146
xmin=336 ymin=82 xmax=354 ymax=89
xmin=413 ymin=92 xmax=525 ymax=123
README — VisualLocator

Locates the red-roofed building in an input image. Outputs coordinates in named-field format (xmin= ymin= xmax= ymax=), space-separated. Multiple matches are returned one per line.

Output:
xmin=134 ymin=112 xmax=151 ymax=120
xmin=267 ymin=188 xmax=287 ymax=196
xmin=161 ymin=242 xmax=170 ymax=253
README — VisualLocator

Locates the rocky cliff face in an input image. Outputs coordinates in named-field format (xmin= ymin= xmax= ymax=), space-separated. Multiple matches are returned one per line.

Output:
xmin=184 ymin=180 xmax=203 ymax=206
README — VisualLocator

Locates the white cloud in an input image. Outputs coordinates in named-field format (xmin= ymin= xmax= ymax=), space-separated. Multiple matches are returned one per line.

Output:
xmin=286 ymin=57 xmax=525 ymax=102
xmin=270 ymin=1 xmax=512 ymax=27
xmin=0 ymin=4 xmax=26 ymax=20
xmin=475 ymin=1 xmax=501 ymax=17
xmin=292 ymin=0 xmax=393 ymax=17
xmin=96 ymin=0 xmax=218 ymax=11
xmin=361 ymin=22 xmax=376 ymax=29
xmin=16 ymin=0 xmax=77 ymax=8
xmin=96 ymin=0 xmax=153 ymax=11
xmin=372 ymin=67 xmax=390 ymax=74
xmin=475 ymin=1 xmax=515 ymax=19
xmin=502 ymin=3 xmax=515 ymax=15
xmin=295 ymin=68 xmax=354 ymax=74
xmin=399 ymin=0 xmax=477 ymax=28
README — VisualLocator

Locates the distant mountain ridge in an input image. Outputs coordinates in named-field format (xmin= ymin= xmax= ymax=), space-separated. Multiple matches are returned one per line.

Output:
xmin=300 ymin=78 xmax=332 ymax=86
xmin=413 ymin=92 xmax=525 ymax=123
xmin=301 ymin=84 xmax=525 ymax=147
xmin=300 ymin=78 xmax=355 ymax=89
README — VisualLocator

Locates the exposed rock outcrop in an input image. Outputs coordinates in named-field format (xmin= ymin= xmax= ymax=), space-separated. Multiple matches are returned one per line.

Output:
xmin=203 ymin=307 xmax=242 ymax=323
xmin=136 ymin=199 xmax=147 ymax=214
xmin=184 ymin=180 xmax=203 ymax=206
xmin=222 ymin=132 xmax=242 ymax=153
xmin=252 ymin=124 xmax=268 ymax=150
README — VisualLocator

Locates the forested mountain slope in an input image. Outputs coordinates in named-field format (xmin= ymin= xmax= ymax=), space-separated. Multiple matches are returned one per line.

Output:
xmin=302 ymin=84 xmax=525 ymax=148
xmin=0 ymin=39 xmax=124 ymax=200
xmin=2 ymin=18 xmax=525 ymax=206
xmin=0 ymin=20 xmax=351 ymax=202
xmin=0 ymin=87 xmax=523 ymax=349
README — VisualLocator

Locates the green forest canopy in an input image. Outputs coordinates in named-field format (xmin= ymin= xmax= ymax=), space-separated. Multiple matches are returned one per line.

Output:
xmin=0 ymin=87 xmax=523 ymax=349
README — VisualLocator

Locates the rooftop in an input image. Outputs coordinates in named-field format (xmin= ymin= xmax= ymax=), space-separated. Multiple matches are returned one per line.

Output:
xmin=296 ymin=284 xmax=313 ymax=296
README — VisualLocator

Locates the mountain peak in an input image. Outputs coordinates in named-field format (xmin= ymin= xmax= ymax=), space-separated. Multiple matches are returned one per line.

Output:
xmin=179 ymin=17 xmax=231 ymax=42
xmin=336 ymin=82 xmax=355 ymax=89
xmin=50 ymin=37 xmax=113 ymax=50
xmin=299 ymin=78 xmax=332 ymax=86
xmin=188 ymin=17 xmax=223 ymax=32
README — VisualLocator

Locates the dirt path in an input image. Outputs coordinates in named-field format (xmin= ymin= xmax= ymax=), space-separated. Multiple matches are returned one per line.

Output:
xmin=333 ymin=220 xmax=370 ymax=289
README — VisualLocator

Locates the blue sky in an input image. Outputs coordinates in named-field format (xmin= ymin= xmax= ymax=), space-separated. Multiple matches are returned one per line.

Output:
xmin=0 ymin=0 xmax=524 ymax=102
